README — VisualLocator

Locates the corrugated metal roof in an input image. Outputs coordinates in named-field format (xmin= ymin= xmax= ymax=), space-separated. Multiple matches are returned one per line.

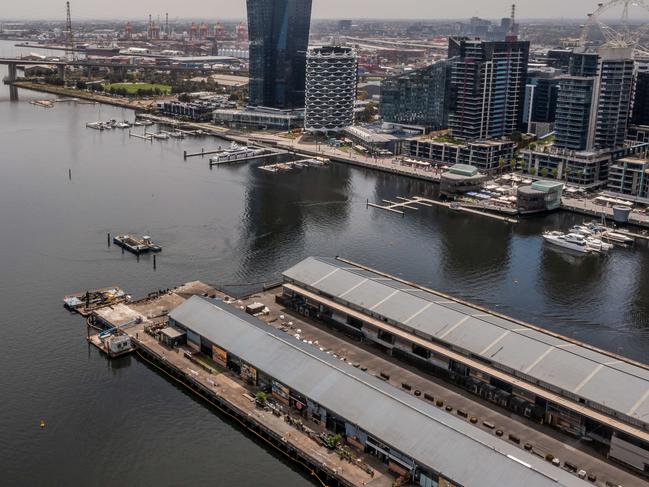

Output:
xmin=170 ymin=295 xmax=588 ymax=487
xmin=283 ymin=257 xmax=649 ymax=428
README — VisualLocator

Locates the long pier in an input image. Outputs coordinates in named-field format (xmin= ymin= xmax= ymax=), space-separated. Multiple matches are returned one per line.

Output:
xmin=369 ymin=196 xmax=519 ymax=223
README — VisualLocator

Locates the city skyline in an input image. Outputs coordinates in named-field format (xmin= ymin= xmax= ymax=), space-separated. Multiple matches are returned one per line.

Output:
xmin=2 ymin=0 xmax=646 ymax=21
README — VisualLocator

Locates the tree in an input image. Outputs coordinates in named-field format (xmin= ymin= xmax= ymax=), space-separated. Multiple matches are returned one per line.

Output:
xmin=357 ymin=102 xmax=376 ymax=123
xmin=499 ymin=157 xmax=506 ymax=174
xmin=540 ymin=167 xmax=549 ymax=178
xmin=75 ymin=80 xmax=87 ymax=90
xmin=550 ymin=168 xmax=558 ymax=179
xmin=255 ymin=391 xmax=268 ymax=405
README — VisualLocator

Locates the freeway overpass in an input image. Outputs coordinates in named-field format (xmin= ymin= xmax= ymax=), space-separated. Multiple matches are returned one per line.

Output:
xmin=0 ymin=57 xmax=232 ymax=101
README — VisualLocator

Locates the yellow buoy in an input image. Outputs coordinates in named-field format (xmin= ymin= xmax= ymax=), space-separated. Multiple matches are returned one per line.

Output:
xmin=40 ymin=420 xmax=45 ymax=429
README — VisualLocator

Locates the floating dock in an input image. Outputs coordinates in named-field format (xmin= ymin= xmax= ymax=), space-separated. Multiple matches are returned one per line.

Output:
xmin=259 ymin=157 xmax=329 ymax=173
xmin=113 ymin=234 xmax=162 ymax=255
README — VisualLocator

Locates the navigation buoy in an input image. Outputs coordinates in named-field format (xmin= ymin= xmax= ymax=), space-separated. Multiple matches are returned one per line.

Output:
xmin=40 ymin=420 xmax=45 ymax=429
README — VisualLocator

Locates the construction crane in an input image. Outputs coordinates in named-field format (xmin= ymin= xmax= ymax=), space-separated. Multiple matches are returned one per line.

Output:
xmin=64 ymin=1 xmax=73 ymax=53
xmin=579 ymin=0 xmax=649 ymax=57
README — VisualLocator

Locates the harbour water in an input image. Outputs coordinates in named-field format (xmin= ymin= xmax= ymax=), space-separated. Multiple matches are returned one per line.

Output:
xmin=1 ymin=40 xmax=649 ymax=486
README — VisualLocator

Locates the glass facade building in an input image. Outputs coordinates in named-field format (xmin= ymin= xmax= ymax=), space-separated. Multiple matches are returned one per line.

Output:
xmin=246 ymin=0 xmax=313 ymax=110
xmin=379 ymin=59 xmax=454 ymax=131
xmin=448 ymin=37 xmax=530 ymax=141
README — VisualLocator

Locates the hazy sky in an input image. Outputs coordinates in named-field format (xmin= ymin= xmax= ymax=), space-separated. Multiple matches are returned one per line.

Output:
xmin=0 ymin=0 xmax=636 ymax=21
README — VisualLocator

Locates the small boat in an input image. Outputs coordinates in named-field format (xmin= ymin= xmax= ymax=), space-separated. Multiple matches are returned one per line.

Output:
xmin=115 ymin=122 xmax=131 ymax=129
xmin=86 ymin=121 xmax=104 ymax=130
xmin=601 ymin=231 xmax=634 ymax=245
xmin=152 ymin=133 xmax=169 ymax=140
xmin=168 ymin=131 xmax=185 ymax=139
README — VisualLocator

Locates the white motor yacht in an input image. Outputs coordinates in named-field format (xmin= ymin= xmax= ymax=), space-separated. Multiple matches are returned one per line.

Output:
xmin=543 ymin=232 xmax=602 ymax=254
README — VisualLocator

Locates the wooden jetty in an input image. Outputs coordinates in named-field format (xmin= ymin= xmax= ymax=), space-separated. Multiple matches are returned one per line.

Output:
xmin=128 ymin=130 xmax=153 ymax=142
xmin=368 ymin=196 xmax=518 ymax=223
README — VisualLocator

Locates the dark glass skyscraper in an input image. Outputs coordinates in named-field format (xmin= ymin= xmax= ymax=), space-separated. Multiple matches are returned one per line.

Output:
xmin=380 ymin=59 xmax=454 ymax=130
xmin=247 ymin=0 xmax=313 ymax=110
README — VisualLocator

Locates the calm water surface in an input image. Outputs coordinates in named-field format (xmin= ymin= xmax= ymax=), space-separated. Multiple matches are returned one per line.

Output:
xmin=1 ymin=41 xmax=648 ymax=486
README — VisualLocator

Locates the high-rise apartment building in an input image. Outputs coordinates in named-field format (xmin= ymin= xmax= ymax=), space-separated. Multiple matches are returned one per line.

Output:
xmin=553 ymin=48 xmax=635 ymax=151
xmin=448 ymin=37 xmax=529 ymax=140
xmin=554 ymin=77 xmax=595 ymax=151
xmin=632 ymin=71 xmax=649 ymax=126
xmin=304 ymin=46 xmax=358 ymax=133
xmin=246 ymin=0 xmax=313 ymax=109
xmin=379 ymin=59 xmax=454 ymax=130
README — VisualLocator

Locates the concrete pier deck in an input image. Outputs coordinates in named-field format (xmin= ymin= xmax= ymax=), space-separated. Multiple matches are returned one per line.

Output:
xmin=75 ymin=280 xmax=646 ymax=487
xmin=87 ymin=284 xmax=390 ymax=487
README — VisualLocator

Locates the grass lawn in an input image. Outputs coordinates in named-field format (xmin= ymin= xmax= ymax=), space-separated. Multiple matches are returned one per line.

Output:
xmin=104 ymin=82 xmax=171 ymax=95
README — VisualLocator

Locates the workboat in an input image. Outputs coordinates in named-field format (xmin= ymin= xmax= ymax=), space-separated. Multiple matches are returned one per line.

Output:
xmin=543 ymin=231 xmax=607 ymax=254
xmin=113 ymin=234 xmax=162 ymax=254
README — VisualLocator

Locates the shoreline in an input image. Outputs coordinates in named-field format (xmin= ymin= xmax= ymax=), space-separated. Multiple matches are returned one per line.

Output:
xmin=13 ymin=81 xmax=160 ymax=111
xmin=14 ymin=82 xmax=649 ymax=230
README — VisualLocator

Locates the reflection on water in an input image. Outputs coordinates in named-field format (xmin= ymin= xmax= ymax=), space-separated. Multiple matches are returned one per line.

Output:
xmin=1 ymin=38 xmax=649 ymax=486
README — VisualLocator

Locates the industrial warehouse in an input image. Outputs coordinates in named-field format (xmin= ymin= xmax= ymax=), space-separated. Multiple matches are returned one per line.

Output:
xmin=168 ymin=295 xmax=587 ymax=487
xmin=280 ymin=257 xmax=649 ymax=474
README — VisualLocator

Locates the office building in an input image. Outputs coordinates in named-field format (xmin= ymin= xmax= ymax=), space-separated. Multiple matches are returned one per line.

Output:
xmin=304 ymin=46 xmax=357 ymax=133
xmin=246 ymin=0 xmax=313 ymax=109
xmin=448 ymin=37 xmax=529 ymax=140
xmin=380 ymin=59 xmax=454 ymax=131
xmin=527 ymin=70 xmax=560 ymax=124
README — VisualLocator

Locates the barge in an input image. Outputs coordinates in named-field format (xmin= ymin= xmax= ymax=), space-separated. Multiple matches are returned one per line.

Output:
xmin=113 ymin=234 xmax=162 ymax=254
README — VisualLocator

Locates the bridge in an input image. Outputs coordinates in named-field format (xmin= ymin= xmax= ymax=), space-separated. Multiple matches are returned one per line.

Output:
xmin=0 ymin=57 xmax=227 ymax=101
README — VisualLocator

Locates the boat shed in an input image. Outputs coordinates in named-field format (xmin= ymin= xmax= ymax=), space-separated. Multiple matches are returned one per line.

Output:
xmin=281 ymin=257 xmax=649 ymax=473
xmin=169 ymin=295 xmax=588 ymax=487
